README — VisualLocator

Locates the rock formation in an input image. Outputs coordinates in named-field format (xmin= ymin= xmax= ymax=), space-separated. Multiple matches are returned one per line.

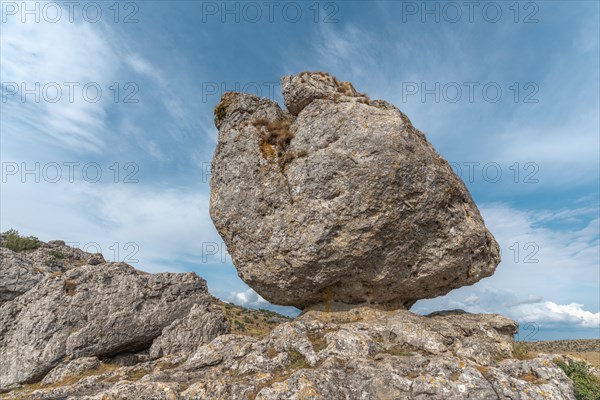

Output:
xmin=0 ymin=236 xmax=105 ymax=304
xmin=0 ymin=239 xmax=227 ymax=391
xmin=0 ymin=300 xmax=581 ymax=399
xmin=0 ymin=73 xmax=592 ymax=399
xmin=210 ymin=71 xmax=500 ymax=309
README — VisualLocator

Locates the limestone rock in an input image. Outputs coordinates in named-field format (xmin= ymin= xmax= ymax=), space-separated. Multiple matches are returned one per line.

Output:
xmin=2 ymin=307 xmax=577 ymax=399
xmin=0 ymin=248 xmax=43 ymax=304
xmin=41 ymin=357 xmax=101 ymax=385
xmin=0 ymin=262 xmax=213 ymax=390
xmin=210 ymin=71 xmax=500 ymax=308
xmin=149 ymin=302 xmax=229 ymax=358
xmin=281 ymin=71 xmax=367 ymax=116
xmin=0 ymin=239 xmax=105 ymax=304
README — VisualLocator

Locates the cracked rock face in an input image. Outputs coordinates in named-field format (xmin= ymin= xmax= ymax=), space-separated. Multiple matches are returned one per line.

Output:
xmin=210 ymin=71 xmax=500 ymax=308
xmin=0 ymin=259 xmax=225 ymax=391
xmin=0 ymin=237 xmax=105 ymax=305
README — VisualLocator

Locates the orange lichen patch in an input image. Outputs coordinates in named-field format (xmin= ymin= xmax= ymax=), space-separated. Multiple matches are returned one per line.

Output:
xmin=259 ymin=138 xmax=277 ymax=160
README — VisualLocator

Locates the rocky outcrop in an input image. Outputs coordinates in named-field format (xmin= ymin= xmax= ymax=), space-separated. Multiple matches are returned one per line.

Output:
xmin=41 ymin=357 xmax=101 ymax=385
xmin=0 ymin=241 xmax=227 ymax=391
xmin=1 ymin=307 xmax=577 ymax=399
xmin=149 ymin=302 xmax=229 ymax=358
xmin=0 ymin=239 xmax=104 ymax=304
xmin=210 ymin=71 xmax=500 ymax=309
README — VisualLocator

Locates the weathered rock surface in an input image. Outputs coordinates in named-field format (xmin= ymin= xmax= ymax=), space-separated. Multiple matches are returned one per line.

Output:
xmin=149 ymin=302 xmax=229 ymax=359
xmin=0 ymin=243 xmax=226 ymax=391
xmin=210 ymin=71 xmax=500 ymax=308
xmin=0 ymin=237 xmax=104 ymax=304
xmin=1 ymin=307 xmax=578 ymax=400
xmin=41 ymin=357 xmax=101 ymax=385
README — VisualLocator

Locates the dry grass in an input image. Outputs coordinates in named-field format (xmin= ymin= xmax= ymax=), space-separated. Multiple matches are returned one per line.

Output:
xmin=562 ymin=352 xmax=600 ymax=369
xmin=63 ymin=279 xmax=77 ymax=296
xmin=214 ymin=96 xmax=234 ymax=125
xmin=449 ymin=371 xmax=461 ymax=381
xmin=126 ymin=368 xmax=150 ymax=381
xmin=248 ymin=370 xmax=293 ymax=400
xmin=217 ymin=300 xmax=291 ymax=338
xmin=266 ymin=347 xmax=278 ymax=359
xmin=252 ymin=117 xmax=308 ymax=171
xmin=519 ymin=372 xmax=548 ymax=385
xmin=528 ymin=340 xmax=600 ymax=368
xmin=380 ymin=343 xmax=418 ymax=357
xmin=253 ymin=118 xmax=294 ymax=152
xmin=247 ymin=350 xmax=310 ymax=400
xmin=512 ymin=342 xmax=535 ymax=360
xmin=3 ymin=363 xmax=121 ymax=399
xmin=287 ymin=350 xmax=309 ymax=369
xmin=307 ymin=332 xmax=328 ymax=353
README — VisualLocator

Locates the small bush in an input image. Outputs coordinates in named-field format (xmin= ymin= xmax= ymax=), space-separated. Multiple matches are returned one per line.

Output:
xmin=3 ymin=229 xmax=41 ymax=252
xmin=266 ymin=347 xmax=278 ymax=359
xmin=234 ymin=320 xmax=245 ymax=331
xmin=557 ymin=359 xmax=600 ymax=400
xmin=253 ymin=118 xmax=294 ymax=153
xmin=49 ymin=250 xmax=65 ymax=259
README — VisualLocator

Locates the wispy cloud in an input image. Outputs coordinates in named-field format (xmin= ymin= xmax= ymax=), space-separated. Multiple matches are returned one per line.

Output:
xmin=1 ymin=17 xmax=119 ymax=152
xmin=0 ymin=179 xmax=223 ymax=272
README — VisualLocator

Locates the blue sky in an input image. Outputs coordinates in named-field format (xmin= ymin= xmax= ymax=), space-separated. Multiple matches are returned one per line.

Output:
xmin=1 ymin=1 xmax=598 ymax=340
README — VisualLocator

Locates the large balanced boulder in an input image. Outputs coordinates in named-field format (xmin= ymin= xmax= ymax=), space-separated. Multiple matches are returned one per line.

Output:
xmin=210 ymin=71 xmax=500 ymax=309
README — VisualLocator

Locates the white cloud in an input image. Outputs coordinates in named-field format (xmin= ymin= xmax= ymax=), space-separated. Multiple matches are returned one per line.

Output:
xmin=511 ymin=301 xmax=600 ymax=329
xmin=229 ymin=289 xmax=269 ymax=307
xmin=0 ymin=179 xmax=227 ymax=273
xmin=1 ymin=16 xmax=119 ymax=152
xmin=480 ymin=203 xmax=599 ymax=298
xmin=1 ymin=13 xmax=198 ymax=161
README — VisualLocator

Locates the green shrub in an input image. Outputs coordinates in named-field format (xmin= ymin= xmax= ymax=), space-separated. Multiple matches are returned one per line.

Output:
xmin=3 ymin=229 xmax=41 ymax=252
xmin=557 ymin=359 xmax=600 ymax=400
xmin=49 ymin=250 xmax=65 ymax=259
xmin=234 ymin=320 xmax=245 ymax=331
